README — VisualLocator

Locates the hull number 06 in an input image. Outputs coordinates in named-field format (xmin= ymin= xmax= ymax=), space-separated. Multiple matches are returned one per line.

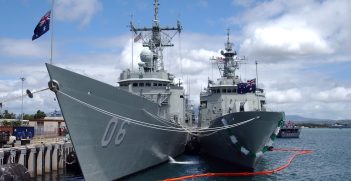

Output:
xmin=101 ymin=117 xmax=129 ymax=147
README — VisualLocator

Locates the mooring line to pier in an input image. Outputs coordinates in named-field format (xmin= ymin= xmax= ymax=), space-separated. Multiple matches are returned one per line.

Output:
xmin=162 ymin=148 xmax=313 ymax=181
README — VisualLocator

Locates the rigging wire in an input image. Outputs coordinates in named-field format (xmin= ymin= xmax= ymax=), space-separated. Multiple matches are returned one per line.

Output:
xmin=57 ymin=90 xmax=257 ymax=135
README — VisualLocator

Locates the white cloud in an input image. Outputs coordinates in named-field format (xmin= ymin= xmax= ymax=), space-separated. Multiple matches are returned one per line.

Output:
xmin=0 ymin=38 xmax=48 ymax=58
xmin=55 ymin=0 xmax=102 ymax=26
xmin=313 ymin=87 xmax=351 ymax=102
xmin=234 ymin=0 xmax=351 ymax=62
xmin=266 ymin=88 xmax=303 ymax=103
xmin=241 ymin=24 xmax=333 ymax=59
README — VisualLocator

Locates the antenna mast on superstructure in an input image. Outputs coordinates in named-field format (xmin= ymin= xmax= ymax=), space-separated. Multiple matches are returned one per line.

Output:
xmin=129 ymin=0 xmax=182 ymax=73
xmin=210 ymin=29 xmax=240 ymax=78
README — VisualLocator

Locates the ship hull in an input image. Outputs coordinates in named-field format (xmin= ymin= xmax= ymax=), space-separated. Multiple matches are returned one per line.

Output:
xmin=46 ymin=64 xmax=187 ymax=181
xmin=199 ymin=111 xmax=284 ymax=168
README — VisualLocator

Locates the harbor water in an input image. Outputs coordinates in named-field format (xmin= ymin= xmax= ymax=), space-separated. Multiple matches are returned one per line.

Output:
xmin=45 ymin=128 xmax=351 ymax=181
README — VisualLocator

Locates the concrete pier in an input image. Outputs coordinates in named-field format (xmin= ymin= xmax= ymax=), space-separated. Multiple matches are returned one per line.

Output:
xmin=27 ymin=146 xmax=36 ymax=177
xmin=0 ymin=140 xmax=73 ymax=178
xmin=52 ymin=144 xmax=59 ymax=171
xmin=37 ymin=145 xmax=44 ymax=175
xmin=45 ymin=144 xmax=52 ymax=173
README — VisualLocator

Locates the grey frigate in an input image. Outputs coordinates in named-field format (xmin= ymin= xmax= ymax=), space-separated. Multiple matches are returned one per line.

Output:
xmin=198 ymin=31 xmax=285 ymax=168
xmin=46 ymin=1 xmax=189 ymax=180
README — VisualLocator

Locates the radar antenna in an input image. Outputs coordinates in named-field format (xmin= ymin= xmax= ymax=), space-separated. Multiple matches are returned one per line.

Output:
xmin=210 ymin=29 xmax=245 ymax=78
xmin=129 ymin=0 xmax=182 ymax=72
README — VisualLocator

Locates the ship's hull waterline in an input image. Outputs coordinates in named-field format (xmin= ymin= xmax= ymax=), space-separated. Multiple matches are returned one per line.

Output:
xmin=199 ymin=111 xmax=284 ymax=168
xmin=46 ymin=64 xmax=187 ymax=181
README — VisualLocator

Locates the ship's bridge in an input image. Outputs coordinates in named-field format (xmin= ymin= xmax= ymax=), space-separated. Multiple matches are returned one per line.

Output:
xmin=208 ymin=85 xmax=238 ymax=95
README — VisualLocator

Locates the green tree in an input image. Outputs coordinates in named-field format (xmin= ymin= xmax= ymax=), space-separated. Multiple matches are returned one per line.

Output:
xmin=1 ymin=120 xmax=11 ymax=126
xmin=12 ymin=120 xmax=22 ymax=126
xmin=2 ymin=110 xmax=16 ymax=119
xmin=34 ymin=110 xmax=46 ymax=119
xmin=23 ymin=114 xmax=34 ymax=120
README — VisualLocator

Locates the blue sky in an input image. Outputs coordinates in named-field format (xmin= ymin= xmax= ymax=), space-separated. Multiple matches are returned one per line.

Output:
xmin=1 ymin=0 xmax=351 ymax=120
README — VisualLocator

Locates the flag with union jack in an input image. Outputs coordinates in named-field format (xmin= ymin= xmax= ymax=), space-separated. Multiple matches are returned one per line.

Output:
xmin=134 ymin=33 xmax=142 ymax=42
xmin=32 ymin=11 xmax=51 ymax=41
xmin=246 ymin=78 xmax=256 ymax=92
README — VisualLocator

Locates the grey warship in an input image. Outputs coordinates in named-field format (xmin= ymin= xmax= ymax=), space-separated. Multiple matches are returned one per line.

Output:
xmin=198 ymin=31 xmax=285 ymax=168
xmin=46 ymin=1 xmax=189 ymax=180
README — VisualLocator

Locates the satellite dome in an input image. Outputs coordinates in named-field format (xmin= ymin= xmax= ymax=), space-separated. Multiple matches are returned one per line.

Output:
xmin=140 ymin=49 xmax=153 ymax=63
xmin=138 ymin=62 xmax=145 ymax=67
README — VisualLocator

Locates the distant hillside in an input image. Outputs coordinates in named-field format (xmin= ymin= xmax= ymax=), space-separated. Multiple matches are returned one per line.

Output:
xmin=286 ymin=115 xmax=326 ymax=122
xmin=286 ymin=115 xmax=351 ymax=125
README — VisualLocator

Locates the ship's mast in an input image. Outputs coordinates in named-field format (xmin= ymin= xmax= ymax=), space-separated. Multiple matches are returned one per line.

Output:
xmin=222 ymin=29 xmax=237 ymax=78
xmin=130 ymin=0 xmax=182 ymax=72
xmin=211 ymin=29 xmax=240 ymax=78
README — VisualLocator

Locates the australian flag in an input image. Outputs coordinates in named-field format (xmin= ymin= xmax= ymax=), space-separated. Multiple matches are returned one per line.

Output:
xmin=246 ymin=78 xmax=256 ymax=92
xmin=32 ymin=11 xmax=51 ymax=41
xmin=237 ymin=83 xmax=247 ymax=94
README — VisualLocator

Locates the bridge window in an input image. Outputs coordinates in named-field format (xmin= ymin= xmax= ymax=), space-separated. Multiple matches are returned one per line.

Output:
xmin=153 ymin=83 xmax=157 ymax=86
xmin=227 ymin=89 xmax=232 ymax=93
xmin=222 ymin=89 xmax=227 ymax=93
xmin=139 ymin=83 xmax=144 ymax=87
xmin=146 ymin=83 xmax=151 ymax=87
xmin=133 ymin=83 xmax=138 ymax=87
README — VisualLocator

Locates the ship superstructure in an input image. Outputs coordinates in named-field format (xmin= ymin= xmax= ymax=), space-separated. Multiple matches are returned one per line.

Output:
xmin=118 ymin=0 xmax=188 ymax=125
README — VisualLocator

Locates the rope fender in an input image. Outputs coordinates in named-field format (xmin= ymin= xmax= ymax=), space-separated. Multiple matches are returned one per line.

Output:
xmin=162 ymin=148 xmax=313 ymax=181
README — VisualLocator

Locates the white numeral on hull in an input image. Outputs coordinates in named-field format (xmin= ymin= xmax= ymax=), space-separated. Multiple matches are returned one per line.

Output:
xmin=101 ymin=117 xmax=129 ymax=147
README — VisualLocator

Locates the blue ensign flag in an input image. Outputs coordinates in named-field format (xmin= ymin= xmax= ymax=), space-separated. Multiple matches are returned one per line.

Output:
xmin=237 ymin=83 xmax=247 ymax=94
xmin=32 ymin=11 xmax=51 ymax=41
xmin=246 ymin=78 xmax=256 ymax=92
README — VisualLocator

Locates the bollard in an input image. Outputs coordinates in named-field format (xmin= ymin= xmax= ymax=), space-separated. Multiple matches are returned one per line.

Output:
xmin=27 ymin=146 xmax=36 ymax=177
xmin=52 ymin=144 xmax=59 ymax=171
xmin=36 ymin=145 xmax=44 ymax=175
xmin=18 ymin=146 xmax=27 ymax=166
xmin=45 ymin=144 xmax=52 ymax=173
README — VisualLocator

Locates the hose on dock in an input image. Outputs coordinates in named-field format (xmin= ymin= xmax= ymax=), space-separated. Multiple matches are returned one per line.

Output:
xmin=162 ymin=148 xmax=313 ymax=181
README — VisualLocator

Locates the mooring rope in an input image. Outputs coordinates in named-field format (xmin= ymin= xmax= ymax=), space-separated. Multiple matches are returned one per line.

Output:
xmin=0 ymin=87 xmax=49 ymax=104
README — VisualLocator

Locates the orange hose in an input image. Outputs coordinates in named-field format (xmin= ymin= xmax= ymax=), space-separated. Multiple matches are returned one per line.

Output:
xmin=162 ymin=148 xmax=313 ymax=181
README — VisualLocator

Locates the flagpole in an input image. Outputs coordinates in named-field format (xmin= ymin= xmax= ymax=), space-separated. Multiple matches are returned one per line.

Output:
xmin=50 ymin=0 xmax=55 ymax=64
xmin=255 ymin=60 xmax=260 ymax=110
xmin=132 ymin=31 xmax=134 ymax=71
xmin=131 ymin=14 xmax=134 ymax=72
xmin=255 ymin=61 xmax=258 ymax=89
